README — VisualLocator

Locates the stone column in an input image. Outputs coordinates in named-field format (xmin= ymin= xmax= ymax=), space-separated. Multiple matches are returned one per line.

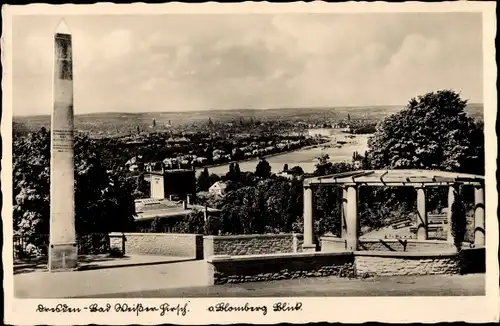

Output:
xmin=416 ymin=187 xmax=428 ymax=240
xmin=345 ymin=186 xmax=358 ymax=251
xmin=302 ymin=185 xmax=316 ymax=252
xmin=446 ymin=184 xmax=459 ymax=243
xmin=49 ymin=19 xmax=77 ymax=271
xmin=474 ymin=185 xmax=485 ymax=246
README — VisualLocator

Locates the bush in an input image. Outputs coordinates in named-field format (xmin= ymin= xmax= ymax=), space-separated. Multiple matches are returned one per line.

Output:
xmin=451 ymin=187 xmax=467 ymax=251
xmin=108 ymin=247 xmax=124 ymax=258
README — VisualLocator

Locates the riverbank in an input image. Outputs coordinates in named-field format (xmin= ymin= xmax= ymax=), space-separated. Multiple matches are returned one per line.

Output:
xmin=198 ymin=134 xmax=371 ymax=176
xmin=195 ymin=141 xmax=328 ymax=173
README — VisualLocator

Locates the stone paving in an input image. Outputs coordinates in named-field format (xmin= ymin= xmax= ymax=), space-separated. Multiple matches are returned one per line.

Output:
xmin=14 ymin=256 xmax=206 ymax=298
xmin=14 ymin=254 xmax=192 ymax=274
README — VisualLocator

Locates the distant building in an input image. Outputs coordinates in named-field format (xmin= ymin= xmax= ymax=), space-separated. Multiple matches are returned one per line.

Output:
xmin=209 ymin=181 xmax=228 ymax=197
xmin=343 ymin=125 xmax=353 ymax=133
xmin=276 ymin=171 xmax=295 ymax=180
xmin=145 ymin=168 xmax=196 ymax=202
xmin=308 ymin=128 xmax=335 ymax=137
xmin=277 ymin=169 xmax=304 ymax=180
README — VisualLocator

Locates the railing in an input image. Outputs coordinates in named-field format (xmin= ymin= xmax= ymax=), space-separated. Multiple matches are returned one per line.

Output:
xmin=77 ymin=233 xmax=110 ymax=255
xmin=13 ymin=234 xmax=49 ymax=259
xmin=13 ymin=233 xmax=111 ymax=259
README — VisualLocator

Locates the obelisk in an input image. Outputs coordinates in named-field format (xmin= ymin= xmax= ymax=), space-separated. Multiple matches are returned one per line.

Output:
xmin=48 ymin=19 xmax=77 ymax=271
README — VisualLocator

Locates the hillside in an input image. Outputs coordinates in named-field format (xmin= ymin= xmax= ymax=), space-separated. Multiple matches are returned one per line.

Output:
xmin=13 ymin=103 xmax=484 ymax=135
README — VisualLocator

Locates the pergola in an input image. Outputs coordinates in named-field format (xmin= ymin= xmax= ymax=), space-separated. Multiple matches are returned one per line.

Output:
xmin=302 ymin=169 xmax=485 ymax=252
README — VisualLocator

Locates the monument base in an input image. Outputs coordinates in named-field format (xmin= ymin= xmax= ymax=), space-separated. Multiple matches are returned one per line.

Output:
xmin=302 ymin=244 xmax=317 ymax=252
xmin=48 ymin=242 xmax=78 ymax=272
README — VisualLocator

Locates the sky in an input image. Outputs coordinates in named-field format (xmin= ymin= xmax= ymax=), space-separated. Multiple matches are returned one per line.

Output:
xmin=12 ymin=13 xmax=483 ymax=116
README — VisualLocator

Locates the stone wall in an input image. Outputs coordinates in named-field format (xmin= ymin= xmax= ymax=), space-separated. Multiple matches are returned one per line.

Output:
xmin=109 ymin=232 xmax=203 ymax=259
xmin=321 ymin=236 xmax=347 ymax=252
xmin=459 ymin=247 xmax=485 ymax=274
xmin=203 ymin=234 xmax=303 ymax=257
xmin=207 ymin=252 xmax=354 ymax=285
xmin=354 ymin=251 xmax=460 ymax=277
xmin=357 ymin=239 xmax=456 ymax=252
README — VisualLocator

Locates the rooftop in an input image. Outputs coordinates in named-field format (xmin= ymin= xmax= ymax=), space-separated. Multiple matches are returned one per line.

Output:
xmin=144 ymin=169 xmax=195 ymax=176
xmin=210 ymin=181 xmax=227 ymax=189
xmin=304 ymin=169 xmax=484 ymax=187
xmin=134 ymin=198 xmax=220 ymax=221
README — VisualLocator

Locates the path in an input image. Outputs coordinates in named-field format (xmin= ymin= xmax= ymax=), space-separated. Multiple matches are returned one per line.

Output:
xmin=15 ymin=257 xmax=484 ymax=298
xmin=15 ymin=259 xmax=207 ymax=298
xmin=78 ymin=273 xmax=485 ymax=298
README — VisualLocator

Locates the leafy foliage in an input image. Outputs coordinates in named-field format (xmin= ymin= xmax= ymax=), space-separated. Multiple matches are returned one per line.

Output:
xmin=170 ymin=210 xmax=206 ymax=234
xmin=357 ymin=90 xmax=484 ymax=234
xmin=255 ymin=159 xmax=272 ymax=179
xmin=366 ymin=90 xmax=484 ymax=174
xmin=13 ymin=128 xmax=136 ymax=241
xmin=450 ymin=186 xmax=467 ymax=251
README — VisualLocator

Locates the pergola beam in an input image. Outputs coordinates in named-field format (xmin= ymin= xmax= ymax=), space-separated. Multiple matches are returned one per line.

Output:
xmin=306 ymin=170 xmax=484 ymax=187
xmin=307 ymin=181 xmax=483 ymax=187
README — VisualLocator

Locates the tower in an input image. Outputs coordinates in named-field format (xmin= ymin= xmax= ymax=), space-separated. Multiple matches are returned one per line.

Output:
xmin=48 ymin=19 xmax=77 ymax=271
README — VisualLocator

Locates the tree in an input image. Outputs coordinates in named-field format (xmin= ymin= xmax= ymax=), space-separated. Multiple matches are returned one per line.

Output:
xmin=132 ymin=174 xmax=148 ymax=199
xmin=197 ymin=167 xmax=211 ymax=192
xmin=314 ymin=156 xmax=355 ymax=177
xmin=257 ymin=179 xmax=302 ymax=233
xmin=255 ymin=159 xmax=272 ymax=179
xmin=225 ymin=162 xmax=241 ymax=182
xmin=13 ymin=128 xmax=136 ymax=243
xmin=450 ymin=187 xmax=467 ymax=251
xmin=314 ymin=154 xmax=332 ymax=176
xmin=313 ymin=185 xmax=342 ymax=236
xmin=290 ymin=165 xmax=304 ymax=176
xmin=234 ymin=163 xmax=241 ymax=175
xmin=170 ymin=209 xmax=205 ymax=234
xmin=220 ymin=186 xmax=263 ymax=234
xmin=366 ymin=90 xmax=484 ymax=175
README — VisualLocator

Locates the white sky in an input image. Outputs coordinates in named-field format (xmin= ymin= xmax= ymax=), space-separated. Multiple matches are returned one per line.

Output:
xmin=12 ymin=13 xmax=483 ymax=116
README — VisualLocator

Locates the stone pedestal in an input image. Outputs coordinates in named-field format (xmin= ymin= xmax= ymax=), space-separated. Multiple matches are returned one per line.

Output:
xmin=109 ymin=232 xmax=126 ymax=255
xmin=301 ymin=244 xmax=317 ymax=252
xmin=48 ymin=243 xmax=78 ymax=271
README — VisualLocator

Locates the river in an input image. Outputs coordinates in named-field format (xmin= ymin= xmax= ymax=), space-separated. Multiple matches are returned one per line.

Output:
xmin=197 ymin=132 xmax=371 ymax=176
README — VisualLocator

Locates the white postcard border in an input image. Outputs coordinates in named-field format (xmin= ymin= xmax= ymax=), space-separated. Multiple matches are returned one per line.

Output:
xmin=2 ymin=2 xmax=498 ymax=324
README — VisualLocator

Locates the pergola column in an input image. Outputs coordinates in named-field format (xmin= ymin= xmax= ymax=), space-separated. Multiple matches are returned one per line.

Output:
xmin=415 ymin=187 xmax=428 ymax=240
xmin=446 ymin=184 xmax=459 ymax=243
xmin=341 ymin=187 xmax=348 ymax=239
xmin=474 ymin=185 xmax=485 ymax=246
xmin=344 ymin=185 xmax=358 ymax=251
xmin=302 ymin=185 xmax=316 ymax=252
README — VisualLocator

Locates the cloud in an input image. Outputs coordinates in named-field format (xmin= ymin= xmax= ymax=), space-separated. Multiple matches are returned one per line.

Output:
xmin=99 ymin=29 xmax=134 ymax=60
xmin=11 ymin=13 xmax=483 ymax=115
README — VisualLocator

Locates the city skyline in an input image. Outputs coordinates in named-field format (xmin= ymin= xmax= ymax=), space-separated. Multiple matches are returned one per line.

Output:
xmin=13 ymin=13 xmax=483 ymax=116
